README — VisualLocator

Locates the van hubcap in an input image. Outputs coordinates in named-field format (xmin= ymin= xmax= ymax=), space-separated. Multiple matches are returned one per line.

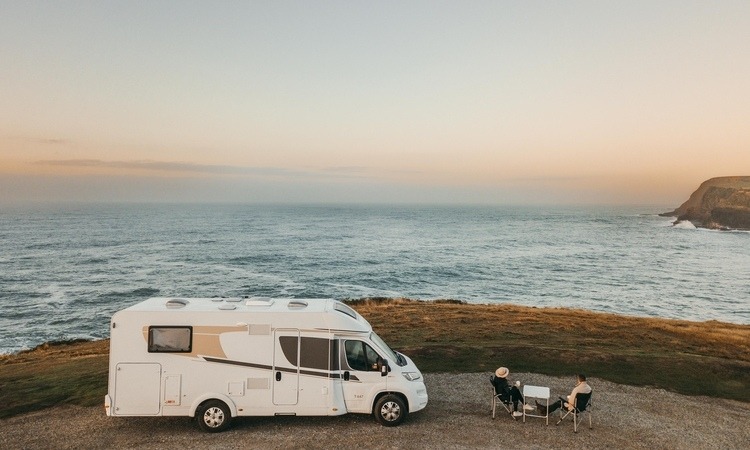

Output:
xmin=380 ymin=401 xmax=401 ymax=421
xmin=204 ymin=407 xmax=225 ymax=427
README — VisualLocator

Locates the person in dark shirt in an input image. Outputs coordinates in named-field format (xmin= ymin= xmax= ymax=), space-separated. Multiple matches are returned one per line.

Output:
xmin=490 ymin=366 xmax=528 ymax=417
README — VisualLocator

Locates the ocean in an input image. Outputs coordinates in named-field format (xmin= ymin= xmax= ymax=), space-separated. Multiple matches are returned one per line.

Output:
xmin=1 ymin=203 xmax=748 ymax=354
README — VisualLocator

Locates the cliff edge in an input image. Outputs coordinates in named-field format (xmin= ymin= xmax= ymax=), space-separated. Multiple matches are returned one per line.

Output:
xmin=663 ymin=176 xmax=750 ymax=230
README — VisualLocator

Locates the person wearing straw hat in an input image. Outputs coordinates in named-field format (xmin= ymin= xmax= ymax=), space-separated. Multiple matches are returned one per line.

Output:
xmin=490 ymin=367 xmax=531 ymax=417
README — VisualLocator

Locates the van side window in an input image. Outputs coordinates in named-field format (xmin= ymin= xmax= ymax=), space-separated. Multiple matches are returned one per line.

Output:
xmin=299 ymin=337 xmax=332 ymax=371
xmin=148 ymin=326 xmax=192 ymax=353
xmin=344 ymin=340 xmax=380 ymax=372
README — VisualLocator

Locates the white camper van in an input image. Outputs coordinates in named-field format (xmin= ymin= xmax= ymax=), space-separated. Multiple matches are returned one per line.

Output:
xmin=105 ymin=297 xmax=428 ymax=432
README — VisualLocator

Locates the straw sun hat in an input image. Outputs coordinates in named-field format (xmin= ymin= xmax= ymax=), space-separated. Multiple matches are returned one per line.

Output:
xmin=495 ymin=367 xmax=509 ymax=378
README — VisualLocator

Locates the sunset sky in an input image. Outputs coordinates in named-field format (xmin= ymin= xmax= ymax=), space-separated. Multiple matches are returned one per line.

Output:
xmin=1 ymin=1 xmax=749 ymax=204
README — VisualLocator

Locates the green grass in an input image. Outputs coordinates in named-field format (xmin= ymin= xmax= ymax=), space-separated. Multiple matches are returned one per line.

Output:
xmin=1 ymin=299 xmax=748 ymax=420
xmin=0 ymin=353 xmax=108 ymax=418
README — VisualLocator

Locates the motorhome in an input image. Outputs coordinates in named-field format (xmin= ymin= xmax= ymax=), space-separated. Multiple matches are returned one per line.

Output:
xmin=105 ymin=297 xmax=428 ymax=432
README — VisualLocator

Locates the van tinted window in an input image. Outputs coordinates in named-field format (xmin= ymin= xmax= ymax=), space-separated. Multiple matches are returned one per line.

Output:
xmin=300 ymin=337 xmax=332 ymax=371
xmin=279 ymin=336 xmax=334 ymax=371
xmin=344 ymin=340 xmax=380 ymax=371
xmin=148 ymin=326 xmax=192 ymax=353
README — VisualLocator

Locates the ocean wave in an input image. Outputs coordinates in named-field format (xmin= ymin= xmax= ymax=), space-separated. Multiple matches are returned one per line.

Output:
xmin=1 ymin=204 xmax=748 ymax=355
xmin=96 ymin=287 xmax=160 ymax=300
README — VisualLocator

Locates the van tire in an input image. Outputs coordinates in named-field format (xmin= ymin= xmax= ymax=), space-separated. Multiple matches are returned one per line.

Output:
xmin=196 ymin=400 xmax=232 ymax=432
xmin=374 ymin=394 xmax=407 ymax=426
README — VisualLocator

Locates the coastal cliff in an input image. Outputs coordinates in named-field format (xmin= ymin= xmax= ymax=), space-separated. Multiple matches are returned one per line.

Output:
xmin=663 ymin=176 xmax=750 ymax=230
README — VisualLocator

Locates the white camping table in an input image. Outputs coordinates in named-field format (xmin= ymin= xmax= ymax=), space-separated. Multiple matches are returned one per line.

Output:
xmin=522 ymin=385 xmax=551 ymax=425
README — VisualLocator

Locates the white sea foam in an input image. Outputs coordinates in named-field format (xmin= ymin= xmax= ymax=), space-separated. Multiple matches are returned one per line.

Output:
xmin=672 ymin=220 xmax=696 ymax=229
xmin=326 ymin=282 xmax=402 ymax=298
xmin=655 ymin=217 xmax=678 ymax=227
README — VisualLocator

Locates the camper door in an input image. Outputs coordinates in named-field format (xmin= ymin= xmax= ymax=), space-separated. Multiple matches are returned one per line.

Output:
xmin=340 ymin=339 xmax=386 ymax=414
xmin=273 ymin=329 xmax=300 ymax=405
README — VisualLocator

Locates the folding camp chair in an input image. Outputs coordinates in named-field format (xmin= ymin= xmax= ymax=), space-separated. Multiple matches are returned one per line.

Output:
xmin=555 ymin=391 xmax=592 ymax=433
xmin=490 ymin=375 xmax=516 ymax=420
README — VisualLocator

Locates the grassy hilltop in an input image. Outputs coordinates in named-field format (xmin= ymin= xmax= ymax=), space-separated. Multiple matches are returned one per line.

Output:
xmin=355 ymin=299 xmax=749 ymax=398
xmin=1 ymin=299 xmax=748 ymax=419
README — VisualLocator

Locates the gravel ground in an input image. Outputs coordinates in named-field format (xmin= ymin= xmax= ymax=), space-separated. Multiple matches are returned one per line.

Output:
xmin=2 ymin=373 xmax=748 ymax=449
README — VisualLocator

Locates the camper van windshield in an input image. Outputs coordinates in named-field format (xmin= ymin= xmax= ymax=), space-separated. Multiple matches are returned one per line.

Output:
xmin=370 ymin=331 xmax=404 ymax=366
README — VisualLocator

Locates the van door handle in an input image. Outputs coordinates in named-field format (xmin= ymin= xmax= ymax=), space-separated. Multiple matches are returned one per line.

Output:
xmin=276 ymin=371 xmax=281 ymax=381
xmin=343 ymin=371 xmax=350 ymax=381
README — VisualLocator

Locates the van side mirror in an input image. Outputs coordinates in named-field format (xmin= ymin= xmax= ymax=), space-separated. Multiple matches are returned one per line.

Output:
xmin=379 ymin=358 xmax=390 ymax=376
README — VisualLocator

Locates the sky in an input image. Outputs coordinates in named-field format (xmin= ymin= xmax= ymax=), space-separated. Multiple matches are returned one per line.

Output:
xmin=1 ymin=1 xmax=749 ymax=205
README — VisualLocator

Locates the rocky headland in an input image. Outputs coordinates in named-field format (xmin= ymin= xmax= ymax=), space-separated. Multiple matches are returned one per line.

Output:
xmin=662 ymin=176 xmax=750 ymax=230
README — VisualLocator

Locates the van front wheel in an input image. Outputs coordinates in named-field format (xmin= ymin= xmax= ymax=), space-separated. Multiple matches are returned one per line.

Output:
xmin=197 ymin=400 xmax=232 ymax=432
xmin=374 ymin=394 xmax=407 ymax=426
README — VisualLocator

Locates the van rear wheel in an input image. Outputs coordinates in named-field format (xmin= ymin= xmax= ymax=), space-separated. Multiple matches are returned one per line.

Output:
xmin=197 ymin=400 xmax=231 ymax=432
xmin=374 ymin=394 xmax=407 ymax=426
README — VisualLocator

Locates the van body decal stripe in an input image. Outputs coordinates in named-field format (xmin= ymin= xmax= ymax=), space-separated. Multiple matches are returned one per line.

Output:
xmin=202 ymin=356 xmax=270 ymax=371
xmin=201 ymin=356 xmax=356 ymax=380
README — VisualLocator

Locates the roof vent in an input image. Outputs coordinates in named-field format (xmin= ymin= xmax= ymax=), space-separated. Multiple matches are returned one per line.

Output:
xmin=288 ymin=300 xmax=308 ymax=309
xmin=218 ymin=304 xmax=236 ymax=310
xmin=246 ymin=297 xmax=274 ymax=306
xmin=166 ymin=298 xmax=188 ymax=309
xmin=333 ymin=301 xmax=357 ymax=319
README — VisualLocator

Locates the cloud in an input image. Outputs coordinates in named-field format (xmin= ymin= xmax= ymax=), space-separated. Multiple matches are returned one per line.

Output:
xmin=4 ymin=136 xmax=70 ymax=145
xmin=34 ymin=159 xmax=308 ymax=176
xmin=500 ymin=176 xmax=589 ymax=185
xmin=321 ymin=165 xmax=372 ymax=174
xmin=32 ymin=159 xmax=405 ymax=181
xmin=322 ymin=166 xmax=420 ymax=175
xmin=36 ymin=138 xmax=69 ymax=145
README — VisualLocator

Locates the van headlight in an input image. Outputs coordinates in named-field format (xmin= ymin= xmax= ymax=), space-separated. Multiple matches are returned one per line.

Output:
xmin=402 ymin=372 xmax=421 ymax=381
